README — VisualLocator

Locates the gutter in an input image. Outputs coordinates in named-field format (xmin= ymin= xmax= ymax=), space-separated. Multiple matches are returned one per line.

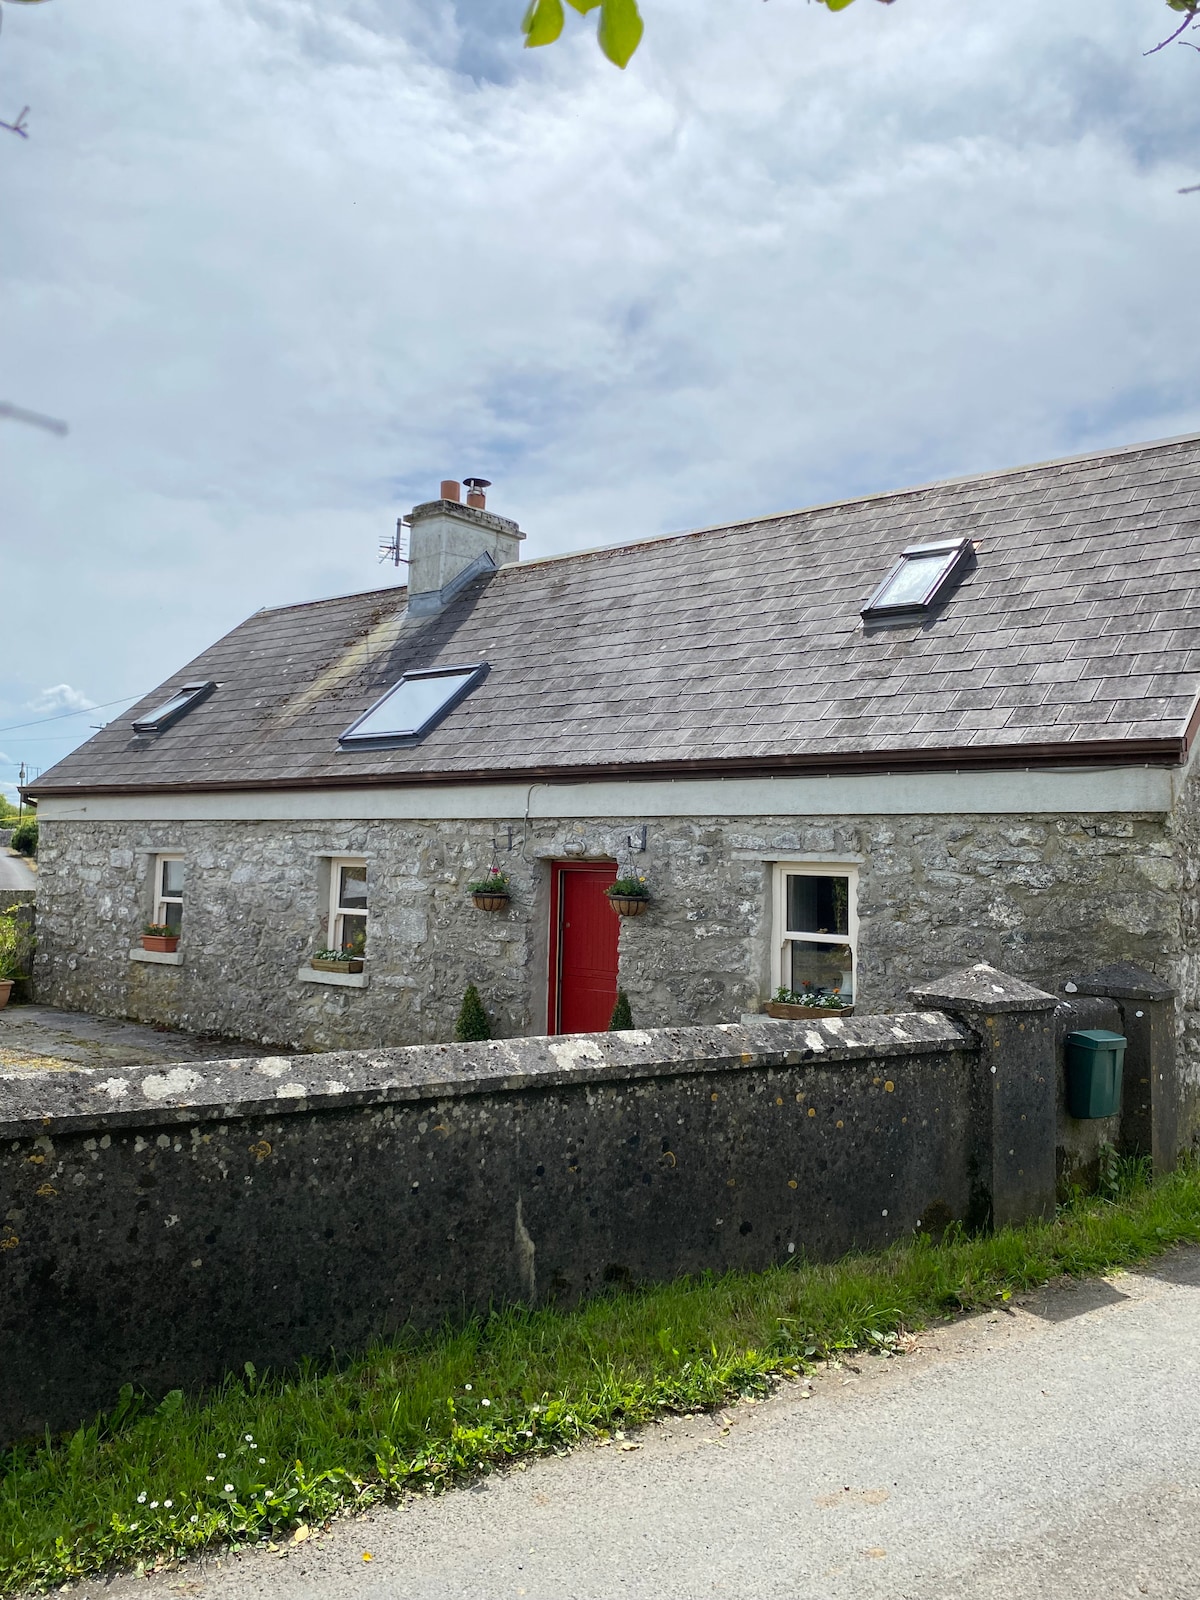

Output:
xmin=22 ymin=735 xmax=1186 ymax=802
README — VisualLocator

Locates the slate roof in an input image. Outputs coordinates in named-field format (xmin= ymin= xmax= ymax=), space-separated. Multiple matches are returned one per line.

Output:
xmin=30 ymin=433 xmax=1200 ymax=796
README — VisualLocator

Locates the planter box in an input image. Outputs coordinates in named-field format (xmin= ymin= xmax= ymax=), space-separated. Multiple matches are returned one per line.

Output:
xmin=471 ymin=892 xmax=511 ymax=912
xmin=141 ymin=936 xmax=180 ymax=954
xmin=764 ymin=1001 xmax=854 ymax=1020
xmin=310 ymin=957 xmax=364 ymax=974
xmin=607 ymin=894 xmax=649 ymax=917
xmin=0 ymin=979 xmax=12 ymax=1010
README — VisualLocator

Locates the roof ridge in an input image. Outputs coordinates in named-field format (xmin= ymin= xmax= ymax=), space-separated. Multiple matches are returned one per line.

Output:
xmin=505 ymin=429 xmax=1200 ymax=577
xmin=254 ymin=581 xmax=408 ymax=617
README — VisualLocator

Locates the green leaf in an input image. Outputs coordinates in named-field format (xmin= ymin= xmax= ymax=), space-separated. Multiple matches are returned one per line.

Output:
xmin=565 ymin=0 xmax=602 ymax=12
xmin=822 ymin=0 xmax=859 ymax=10
xmin=522 ymin=0 xmax=565 ymax=49
xmin=597 ymin=0 xmax=643 ymax=67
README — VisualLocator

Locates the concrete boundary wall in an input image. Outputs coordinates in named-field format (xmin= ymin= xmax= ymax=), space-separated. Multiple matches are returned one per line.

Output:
xmin=8 ymin=961 xmax=1173 ymax=1447
xmin=1 ymin=1008 xmax=998 ymax=1445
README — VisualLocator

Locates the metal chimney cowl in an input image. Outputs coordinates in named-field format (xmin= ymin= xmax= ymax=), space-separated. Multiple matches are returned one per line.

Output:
xmin=405 ymin=482 xmax=524 ymax=614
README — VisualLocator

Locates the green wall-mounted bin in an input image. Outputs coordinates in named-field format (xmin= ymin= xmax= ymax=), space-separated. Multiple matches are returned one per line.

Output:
xmin=1065 ymin=1029 xmax=1126 ymax=1119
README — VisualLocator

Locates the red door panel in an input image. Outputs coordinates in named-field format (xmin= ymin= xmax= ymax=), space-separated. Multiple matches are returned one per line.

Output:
xmin=550 ymin=863 xmax=618 ymax=1034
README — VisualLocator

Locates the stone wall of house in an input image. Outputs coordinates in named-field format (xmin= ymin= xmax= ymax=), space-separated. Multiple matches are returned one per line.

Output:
xmin=33 ymin=807 xmax=1179 ymax=1054
xmin=1166 ymin=763 xmax=1200 ymax=1124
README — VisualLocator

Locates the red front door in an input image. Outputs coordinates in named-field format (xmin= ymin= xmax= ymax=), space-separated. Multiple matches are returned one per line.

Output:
xmin=550 ymin=862 xmax=619 ymax=1034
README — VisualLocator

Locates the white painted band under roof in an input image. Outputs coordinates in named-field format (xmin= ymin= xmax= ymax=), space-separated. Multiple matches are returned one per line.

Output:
xmin=33 ymin=761 xmax=1177 ymax=823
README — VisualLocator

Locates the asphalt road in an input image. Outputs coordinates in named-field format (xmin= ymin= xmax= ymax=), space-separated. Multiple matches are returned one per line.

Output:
xmin=101 ymin=1251 xmax=1200 ymax=1600
xmin=0 ymin=851 xmax=35 ymax=893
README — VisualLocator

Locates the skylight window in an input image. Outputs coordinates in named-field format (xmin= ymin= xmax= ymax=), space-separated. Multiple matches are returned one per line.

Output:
xmin=339 ymin=663 xmax=487 ymax=748
xmin=861 ymin=538 xmax=973 ymax=619
xmin=130 ymin=682 xmax=216 ymax=734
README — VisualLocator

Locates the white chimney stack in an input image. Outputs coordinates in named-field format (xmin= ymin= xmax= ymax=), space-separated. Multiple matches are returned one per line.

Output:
xmin=405 ymin=478 xmax=524 ymax=615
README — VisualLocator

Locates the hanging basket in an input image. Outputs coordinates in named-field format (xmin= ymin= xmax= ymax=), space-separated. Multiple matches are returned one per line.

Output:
xmin=471 ymin=891 xmax=511 ymax=913
xmin=607 ymin=892 xmax=649 ymax=917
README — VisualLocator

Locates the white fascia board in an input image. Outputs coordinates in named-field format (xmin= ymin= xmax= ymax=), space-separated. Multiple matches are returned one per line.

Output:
xmin=34 ymin=763 xmax=1175 ymax=823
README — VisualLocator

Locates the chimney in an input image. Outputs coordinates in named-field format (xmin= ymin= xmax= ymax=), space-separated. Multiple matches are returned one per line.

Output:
xmin=405 ymin=477 xmax=525 ymax=616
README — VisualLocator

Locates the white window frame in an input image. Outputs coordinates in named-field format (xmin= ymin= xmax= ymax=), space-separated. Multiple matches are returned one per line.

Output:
xmin=771 ymin=862 xmax=859 ymax=1000
xmin=326 ymin=857 xmax=368 ymax=955
xmin=153 ymin=853 xmax=184 ymax=932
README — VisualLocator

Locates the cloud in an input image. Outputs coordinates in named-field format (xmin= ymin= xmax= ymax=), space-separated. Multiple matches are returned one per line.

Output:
xmin=29 ymin=685 xmax=94 ymax=715
xmin=1 ymin=0 xmax=1199 ymax=781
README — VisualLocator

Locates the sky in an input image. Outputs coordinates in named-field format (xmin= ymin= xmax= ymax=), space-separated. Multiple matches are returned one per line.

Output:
xmin=2 ymin=0 xmax=1200 ymax=800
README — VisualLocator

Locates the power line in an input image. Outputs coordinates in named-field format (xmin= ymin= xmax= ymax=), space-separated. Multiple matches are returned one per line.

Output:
xmin=0 ymin=692 xmax=144 ymax=736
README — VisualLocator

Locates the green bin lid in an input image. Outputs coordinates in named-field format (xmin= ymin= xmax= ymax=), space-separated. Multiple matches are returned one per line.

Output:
xmin=1065 ymin=1029 xmax=1126 ymax=1048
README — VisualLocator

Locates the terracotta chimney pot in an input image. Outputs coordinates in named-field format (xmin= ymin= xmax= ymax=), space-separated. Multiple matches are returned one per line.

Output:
xmin=440 ymin=479 xmax=462 ymax=503
xmin=466 ymin=488 xmax=486 ymax=509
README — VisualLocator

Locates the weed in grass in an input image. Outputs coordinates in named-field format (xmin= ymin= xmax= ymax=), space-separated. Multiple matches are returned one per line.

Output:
xmin=1 ymin=1157 xmax=1197 ymax=1594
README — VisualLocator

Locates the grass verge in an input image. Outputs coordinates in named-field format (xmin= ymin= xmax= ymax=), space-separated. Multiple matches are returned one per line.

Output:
xmin=3 ymin=1158 xmax=1199 ymax=1594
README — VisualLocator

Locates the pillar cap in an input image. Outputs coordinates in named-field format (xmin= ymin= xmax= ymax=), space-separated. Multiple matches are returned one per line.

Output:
xmin=1066 ymin=962 xmax=1175 ymax=1002
xmin=909 ymin=962 xmax=1057 ymax=1015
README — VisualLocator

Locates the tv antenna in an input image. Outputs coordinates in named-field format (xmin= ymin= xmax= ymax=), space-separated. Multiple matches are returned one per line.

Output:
xmin=378 ymin=517 xmax=410 ymax=567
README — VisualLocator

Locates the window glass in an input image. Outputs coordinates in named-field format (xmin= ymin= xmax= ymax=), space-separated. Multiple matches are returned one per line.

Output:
xmin=131 ymin=683 xmax=215 ymax=733
xmin=340 ymin=666 xmax=484 ymax=744
xmin=776 ymin=866 xmax=856 ymax=1003
xmin=156 ymin=856 xmax=183 ymax=933
xmin=786 ymin=874 xmax=848 ymax=937
xmin=338 ymin=864 xmax=368 ymax=910
xmin=789 ymin=941 xmax=853 ymax=996
xmin=329 ymin=860 xmax=368 ymax=956
xmin=874 ymin=552 xmax=954 ymax=609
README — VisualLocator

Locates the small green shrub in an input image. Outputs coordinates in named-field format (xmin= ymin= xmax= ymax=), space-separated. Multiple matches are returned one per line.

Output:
xmin=0 ymin=906 xmax=33 ymax=981
xmin=9 ymin=819 xmax=36 ymax=856
xmin=454 ymin=983 xmax=491 ymax=1042
xmin=608 ymin=989 xmax=633 ymax=1030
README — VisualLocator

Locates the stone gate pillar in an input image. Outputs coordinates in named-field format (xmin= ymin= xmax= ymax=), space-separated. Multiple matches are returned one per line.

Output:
xmin=910 ymin=963 xmax=1058 ymax=1230
xmin=1066 ymin=962 xmax=1178 ymax=1175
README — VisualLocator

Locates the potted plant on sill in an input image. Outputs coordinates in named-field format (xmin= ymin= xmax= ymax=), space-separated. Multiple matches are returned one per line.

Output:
xmin=764 ymin=985 xmax=854 ymax=1021
xmin=467 ymin=866 xmax=511 ymax=912
xmin=141 ymin=922 xmax=180 ymax=954
xmin=310 ymin=945 xmax=365 ymax=975
xmin=606 ymin=874 xmax=650 ymax=916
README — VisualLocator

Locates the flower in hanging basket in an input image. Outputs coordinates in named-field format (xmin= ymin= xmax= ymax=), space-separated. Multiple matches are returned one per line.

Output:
xmin=467 ymin=866 xmax=511 ymax=911
xmin=606 ymin=874 xmax=650 ymax=916
xmin=141 ymin=922 xmax=180 ymax=953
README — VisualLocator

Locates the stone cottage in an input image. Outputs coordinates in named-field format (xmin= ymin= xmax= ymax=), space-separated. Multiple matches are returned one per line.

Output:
xmin=25 ymin=435 xmax=1200 ymax=1072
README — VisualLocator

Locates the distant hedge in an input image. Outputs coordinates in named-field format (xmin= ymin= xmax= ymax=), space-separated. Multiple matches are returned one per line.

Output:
xmin=10 ymin=819 xmax=37 ymax=857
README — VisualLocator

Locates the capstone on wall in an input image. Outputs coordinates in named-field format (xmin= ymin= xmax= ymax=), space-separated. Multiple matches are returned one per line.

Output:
xmin=33 ymin=807 xmax=1179 ymax=1054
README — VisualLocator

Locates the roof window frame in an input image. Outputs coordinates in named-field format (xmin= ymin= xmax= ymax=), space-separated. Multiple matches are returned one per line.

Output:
xmin=130 ymin=682 xmax=216 ymax=734
xmin=861 ymin=537 xmax=974 ymax=619
xmin=338 ymin=662 xmax=488 ymax=749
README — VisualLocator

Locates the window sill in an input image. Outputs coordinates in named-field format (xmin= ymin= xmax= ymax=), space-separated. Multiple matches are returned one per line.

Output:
xmin=297 ymin=966 xmax=369 ymax=990
xmin=129 ymin=947 xmax=184 ymax=967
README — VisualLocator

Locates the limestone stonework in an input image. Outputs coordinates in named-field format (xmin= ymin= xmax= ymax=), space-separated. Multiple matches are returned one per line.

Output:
xmin=33 ymin=803 xmax=1186 ymax=1059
